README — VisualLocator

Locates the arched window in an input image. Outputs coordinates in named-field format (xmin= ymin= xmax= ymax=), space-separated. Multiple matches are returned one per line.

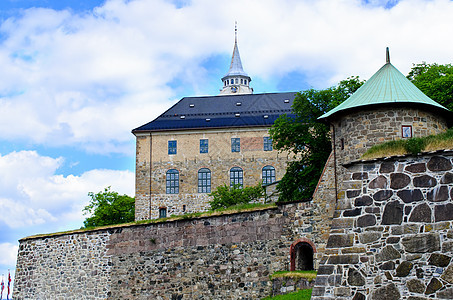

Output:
xmin=230 ymin=167 xmax=243 ymax=188
xmin=290 ymin=239 xmax=316 ymax=271
xmin=262 ymin=166 xmax=276 ymax=185
xmin=166 ymin=169 xmax=179 ymax=194
xmin=198 ymin=168 xmax=211 ymax=193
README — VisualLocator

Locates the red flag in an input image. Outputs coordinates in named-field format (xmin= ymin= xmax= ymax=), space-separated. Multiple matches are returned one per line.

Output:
xmin=1 ymin=276 xmax=5 ymax=300
xmin=7 ymin=271 xmax=11 ymax=300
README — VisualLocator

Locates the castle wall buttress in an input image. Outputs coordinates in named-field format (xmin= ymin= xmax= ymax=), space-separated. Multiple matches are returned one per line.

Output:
xmin=135 ymin=134 xmax=152 ymax=221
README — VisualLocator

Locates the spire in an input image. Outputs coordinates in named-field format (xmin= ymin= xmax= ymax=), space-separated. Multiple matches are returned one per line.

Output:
xmin=386 ymin=47 xmax=390 ymax=64
xmin=219 ymin=23 xmax=252 ymax=95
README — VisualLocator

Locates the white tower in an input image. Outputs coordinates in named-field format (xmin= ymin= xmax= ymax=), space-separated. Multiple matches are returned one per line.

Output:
xmin=219 ymin=24 xmax=253 ymax=95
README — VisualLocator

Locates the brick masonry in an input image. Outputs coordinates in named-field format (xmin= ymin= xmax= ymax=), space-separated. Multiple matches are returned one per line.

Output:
xmin=312 ymin=151 xmax=453 ymax=300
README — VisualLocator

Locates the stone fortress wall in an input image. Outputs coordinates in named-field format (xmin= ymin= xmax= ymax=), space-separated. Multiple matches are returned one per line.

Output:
xmin=312 ymin=151 xmax=453 ymax=300
xmin=14 ymin=201 xmax=333 ymax=300
xmin=135 ymin=127 xmax=292 ymax=220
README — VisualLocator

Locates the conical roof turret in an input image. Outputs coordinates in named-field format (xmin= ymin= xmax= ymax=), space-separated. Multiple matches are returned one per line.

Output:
xmin=219 ymin=23 xmax=252 ymax=95
xmin=319 ymin=48 xmax=450 ymax=120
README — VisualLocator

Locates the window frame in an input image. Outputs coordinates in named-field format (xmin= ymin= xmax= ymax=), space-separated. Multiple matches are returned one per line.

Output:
xmin=168 ymin=140 xmax=177 ymax=155
xmin=200 ymin=139 xmax=209 ymax=154
xmin=166 ymin=169 xmax=179 ymax=194
xmin=198 ymin=168 xmax=211 ymax=193
xmin=263 ymin=137 xmax=273 ymax=151
xmin=230 ymin=167 xmax=244 ymax=188
xmin=231 ymin=138 xmax=240 ymax=152
xmin=262 ymin=165 xmax=276 ymax=185
xmin=159 ymin=207 xmax=167 ymax=218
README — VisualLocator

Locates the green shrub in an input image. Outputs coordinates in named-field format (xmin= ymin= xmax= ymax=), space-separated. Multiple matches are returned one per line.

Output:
xmin=404 ymin=137 xmax=426 ymax=155
xmin=209 ymin=184 xmax=264 ymax=210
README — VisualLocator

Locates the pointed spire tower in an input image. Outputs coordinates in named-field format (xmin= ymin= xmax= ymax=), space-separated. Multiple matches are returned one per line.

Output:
xmin=219 ymin=23 xmax=253 ymax=95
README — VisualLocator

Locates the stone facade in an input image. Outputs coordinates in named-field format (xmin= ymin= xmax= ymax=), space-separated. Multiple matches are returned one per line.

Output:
xmin=312 ymin=151 xmax=453 ymax=300
xmin=135 ymin=127 xmax=291 ymax=220
xmin=331 ymin=107 xmax=448 ymax=165
xmin=14 ymin=201 xmax=331 ymax=300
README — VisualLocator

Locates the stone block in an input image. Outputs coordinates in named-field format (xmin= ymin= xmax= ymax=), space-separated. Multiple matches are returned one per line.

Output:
xmin=357 ymin=214 xmax=377 ymax=227
xmin=434 ymin=203 xmax=453 ymax=222
xmin=331 ymin=218 xmax=354 ymax=229
xmin=395 ymin=261 xmax=413 ymax=277
xmin=409 ymin=203 xmax=432 ymax=223
xmin=327 ymin=254 xmax=359 ymax=265
xmin=379 ymin=261 xmax=395 ymax=270
xmin=369 ymin=175 xmax=388 ymax=189
xmin=347 ymin=190 xmax=361 ymax=198
xmin=317 ymin=265 xmax=335 ymax=275
xmin=373 ymin=190 xmax=393 ymax=201
xmin=407 ymin=278 xmax=425 ymax=293
xmin=390 ymin=173 xmax=410 ymax=189
xmin=352 ymin=172 xmax=368 ymax=180
xmin=425 ymin=277 xmax=442 ymax=295
xmin=413 ymin=175 xmax=437 ymax=188
xmin=352 ymin=292 xmax=366 ymax=300
xmin=380 ymin=162 xmax=395 ymax=173
xmin=391 ymin=224 xmax=420 ymax=235
xmin=402 ymin=233 xmax=440 ymax=253
xmin=354 ymin=195 xmax=373 ymax=206
xmin=376 ymin=245 xmax=401 ymax=262
xmin=405 ymin=163 xmax=426 ymax=173
xmin=441 ymin=264 xmax=453 ymax=284
xmin=370 ymin=283 xmax=400 ymax=300
xmin=359 ymin=232 xmax=381 ymax=244
xmin=347 ymin=268 xmax=365 ymax=286
xmin=397 ymin=189 xmax=424 ymax=203
xmin=429 ymin=253 xmax=451 ymax=267
xmin=440 ymin=172 xmax=453 ymax=184
xmin=427 ymin=156 xmax=452 ymax=171
xmin=427 ymin=186 xmax=449 ymax=202
xmin=326 ymin=234 xmax=354 ymax=248
xmin=381 ymin=201 xmax=403 ymax=225
xmin=437 ymin=288 xmax=453 ymax=299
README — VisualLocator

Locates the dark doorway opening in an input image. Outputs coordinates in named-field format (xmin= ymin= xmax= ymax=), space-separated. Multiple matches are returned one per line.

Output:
xmin=290 ymin=240 xmax=315 ymax=271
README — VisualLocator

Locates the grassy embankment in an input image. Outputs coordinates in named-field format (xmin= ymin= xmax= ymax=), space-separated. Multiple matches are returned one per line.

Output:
xmin=262 ymin=270 xmax=317 ymax=300
xmin=362 ymin=128 xmax=453 ymax=160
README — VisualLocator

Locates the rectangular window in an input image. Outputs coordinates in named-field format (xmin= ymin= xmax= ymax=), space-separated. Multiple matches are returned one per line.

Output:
xmin=264 ymin=137 xmax=273 ymax=151
xmin=402 ymin=125 xmax=412 ymax=138
xmin=168 ymin=140 xmax=177 ymax=155
xmin=200 ymin=139 xmax=208 ymax=153
xmin=159 ymin=207 xmax=167 ymax=218
xmin=231 ymin=138 xmax=240 ymax=152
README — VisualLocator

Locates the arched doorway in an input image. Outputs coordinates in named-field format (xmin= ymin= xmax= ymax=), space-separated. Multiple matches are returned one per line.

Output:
xmin=290 ymin=238 xmax=316 ymax=271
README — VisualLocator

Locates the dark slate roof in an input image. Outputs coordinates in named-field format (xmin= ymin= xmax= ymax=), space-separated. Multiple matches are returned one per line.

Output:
xmin=132 ymin=92 xmax=296 ymax=133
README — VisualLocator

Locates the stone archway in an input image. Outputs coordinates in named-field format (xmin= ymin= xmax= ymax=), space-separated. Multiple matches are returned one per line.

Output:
xmin=290 ymin=238 xmax=316 ymax=271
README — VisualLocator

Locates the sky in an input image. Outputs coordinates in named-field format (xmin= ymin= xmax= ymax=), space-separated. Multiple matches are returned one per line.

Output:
xmin=1 ymin=0 xmax=453 ymax=296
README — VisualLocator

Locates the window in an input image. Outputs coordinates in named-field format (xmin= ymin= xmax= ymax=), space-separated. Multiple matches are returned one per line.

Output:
xmin=231 ymin=138 xmax=240 ymax=152
xmin=166 ymin=169 xmax=179 ymax=194
xmin=200 ymin=139 xmax=208 ymax=153
xmin=402 ymin=125 xmax=412 ymax=138
xmin=198 ymin=168 xmax=211 ymax=193
xmin=159 ymin=207 xmax=167 ymax=218
xmin=262 ymin=166 xmax=276 ymax=185
xmin=264 ymin=137 xmax=273 ymax=151
xmin=168 ymin=140 xmax=177 ymax=155
xmin=230 ymin=167 xmax=243 ymax=188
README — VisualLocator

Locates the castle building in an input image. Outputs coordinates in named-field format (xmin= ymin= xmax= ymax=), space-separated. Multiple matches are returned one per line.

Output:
xmin=132 ymin=29 xmax=296 ymax=220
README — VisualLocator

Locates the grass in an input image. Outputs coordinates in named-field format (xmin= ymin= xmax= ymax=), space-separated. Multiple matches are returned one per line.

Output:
xmin=23 ymin=202 xmax=277 ymax=240
xmin=362 ymin=128 xmax=453 ymax=160
xmin=270 ymin=270 xmax=317 ymax=281
xmin=262 ymin=289 xmax=312 ymax=300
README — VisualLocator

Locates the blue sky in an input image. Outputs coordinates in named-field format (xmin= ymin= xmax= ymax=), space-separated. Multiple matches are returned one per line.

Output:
xmin=2 ymin=0 xmax=453 ymax=297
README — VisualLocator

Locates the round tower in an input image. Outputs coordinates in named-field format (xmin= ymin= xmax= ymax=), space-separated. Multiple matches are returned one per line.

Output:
xmin=319 ymin=48 xmax=451 ymax=166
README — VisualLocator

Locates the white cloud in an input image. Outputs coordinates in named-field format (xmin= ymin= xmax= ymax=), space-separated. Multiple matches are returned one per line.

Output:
xmin=0 ymin=150 xmax=134 ymax=229
xmin=1 ymin=0 xmax=453 ymax=155
xmin=0 ymin=243 xmax=18 ymax=267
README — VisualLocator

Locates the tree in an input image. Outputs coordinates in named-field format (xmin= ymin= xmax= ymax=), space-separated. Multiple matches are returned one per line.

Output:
xmin=269 ymin=76 xmax=364 ymax=201
xmin=209 ymin=184 xmax=264 ymax=210
xmin=82 ymin=187 xmax=135 ymax=228
xmin=407 ymin=62 xmax=453 ymax=111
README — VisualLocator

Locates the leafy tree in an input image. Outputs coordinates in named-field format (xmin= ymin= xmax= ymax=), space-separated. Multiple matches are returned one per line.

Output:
xmin=82 ymin=187 xmax=135 ymax=228
xmin=407 ymin=62 xmax=453 ymax=111
xmin=269 ymin=76 xmax=364 ymax=201
xmin=209 ymin=184 xmax=264 ymax=210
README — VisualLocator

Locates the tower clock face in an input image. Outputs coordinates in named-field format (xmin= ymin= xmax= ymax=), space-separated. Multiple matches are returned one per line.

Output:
xmin=231 ymin=86 xmax=238 ymax=93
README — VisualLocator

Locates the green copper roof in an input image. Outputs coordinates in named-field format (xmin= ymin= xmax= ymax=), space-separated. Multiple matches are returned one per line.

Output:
xmin=319 ymin=49 xmax=449 ymax=120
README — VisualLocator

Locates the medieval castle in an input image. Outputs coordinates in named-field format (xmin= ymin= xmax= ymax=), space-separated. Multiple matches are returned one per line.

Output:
xmin=12 ymin=31 xmax=453 ymax=300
